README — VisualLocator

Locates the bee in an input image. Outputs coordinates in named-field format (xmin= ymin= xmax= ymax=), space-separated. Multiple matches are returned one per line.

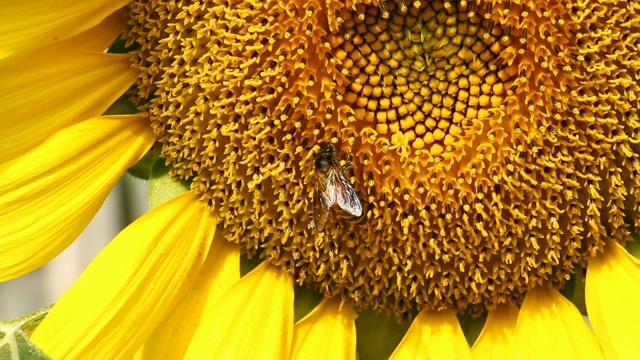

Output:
xmin=311 ymin=143 xmax=363 ymax=230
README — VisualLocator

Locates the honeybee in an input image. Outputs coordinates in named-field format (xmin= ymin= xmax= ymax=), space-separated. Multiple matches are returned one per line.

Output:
xmin=311 ymin=144 xmax=363 ymax=230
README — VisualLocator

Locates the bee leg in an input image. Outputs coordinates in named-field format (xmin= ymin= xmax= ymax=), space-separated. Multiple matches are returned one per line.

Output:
xmin=341 ymin=153 xmax=353 ymax=171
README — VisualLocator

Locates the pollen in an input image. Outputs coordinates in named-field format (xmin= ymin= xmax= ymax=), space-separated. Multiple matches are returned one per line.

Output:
xmin=126 ymin=0 xmax=640 ymax=316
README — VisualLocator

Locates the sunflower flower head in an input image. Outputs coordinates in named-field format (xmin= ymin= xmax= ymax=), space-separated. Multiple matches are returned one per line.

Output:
xmin=1 ymin=0 xmax=640 ymax=358
xmin=124 ymin=0 xmax=640 ymax=319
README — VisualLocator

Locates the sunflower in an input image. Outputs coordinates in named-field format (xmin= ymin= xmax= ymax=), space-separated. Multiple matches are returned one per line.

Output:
xmin=2 ymin=0 xmax=640 ymax=358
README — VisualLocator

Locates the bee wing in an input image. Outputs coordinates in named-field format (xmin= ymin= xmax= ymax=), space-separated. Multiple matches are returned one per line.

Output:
xmin=313 ymin=171 xmax=336 ymax=230
xmin=333 ymin=170 xmax=363 ymax=217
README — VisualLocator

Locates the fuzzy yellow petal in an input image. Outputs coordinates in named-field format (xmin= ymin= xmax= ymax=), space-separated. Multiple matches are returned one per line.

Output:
xmin=0 ymin=115 xmax=154 ymax=281
xmin=52 ymin=9 xmax=128 ymax=52
xmin=135 ymin=233 xmax=241 ymax=360
xmin=0 ymin=0 xmax=129 ymax=59
xmin=184 ymin=261 xmax=294 ymax=359
xmin=586 ymin=241 xmax=640 ymax=359
xmin=291 ymin=298 xmax=357 ymax=360
xmin=513 ymin=286 xmax=604 ymax=359
xmin=471 ymin=303 xmax=518 ymax=360
xmin=31 ymin=191 xmax=216 ymax=359
xmin=0 ymin=51 xmax=136 ymax=164
xmin=389 ymin=309 xmax=472 ymax=360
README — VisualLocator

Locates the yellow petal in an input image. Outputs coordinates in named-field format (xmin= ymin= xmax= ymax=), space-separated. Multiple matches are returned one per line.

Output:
xmin=291 ymin=298 xmax=357 ymax=360
xmin=135 ymin=232 xmax=241 ymax=360
xmin=513 ymin=285 xmax=604 ymax=359
xmin=0 ymin=115 xmax=154 ymax=281
xmin=471 ymin=303 xmax=518 ymax=360
xmin=389 ymin=309 xmax=472 ymax=360
xmin=0 ymin=0 xmax=129 ymax=59
xmin=184 ymin=261 xmax=294 ymax=359
xmin=30 ymin=191 xmax=216 ymax=359
xmin=52 ymin=9 xmax=128 ymax=52
xmin=0 ymin=51 xmax=136 ymax=164
xmin=586 ymin=241 xmax=640 ymax=359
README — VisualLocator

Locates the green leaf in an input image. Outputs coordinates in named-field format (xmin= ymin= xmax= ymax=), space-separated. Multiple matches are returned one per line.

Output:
xmin=627 ymin=232 xmax=640 ymax=260
xmin=557 ymin=263 xmax=587 ymax=315
xmin=148 ymin=159 xmax=190 ymax=209
xmin=126 ymin=151 xmax=158 ymax=180
xmin=0 ymin=307 xmax=53 ymax=360
xmin=457 ymin=310 xmax=487 ymax=346
xmin=103 ymin=93 xmax=139 ymax=116
xmin=292 ymin=285 xmax=323 ymax=322
xmin=107 ymin=37 xmax=139 ymax=54
xmin=355 ymin=309 xmax=411 ymax=360
xmin=239 ymin=252 xmax=263 ymax=277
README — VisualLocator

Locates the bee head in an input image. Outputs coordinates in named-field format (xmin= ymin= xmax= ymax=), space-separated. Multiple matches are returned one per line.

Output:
xmin=315 ymin=143 xmax=337 ymax=169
